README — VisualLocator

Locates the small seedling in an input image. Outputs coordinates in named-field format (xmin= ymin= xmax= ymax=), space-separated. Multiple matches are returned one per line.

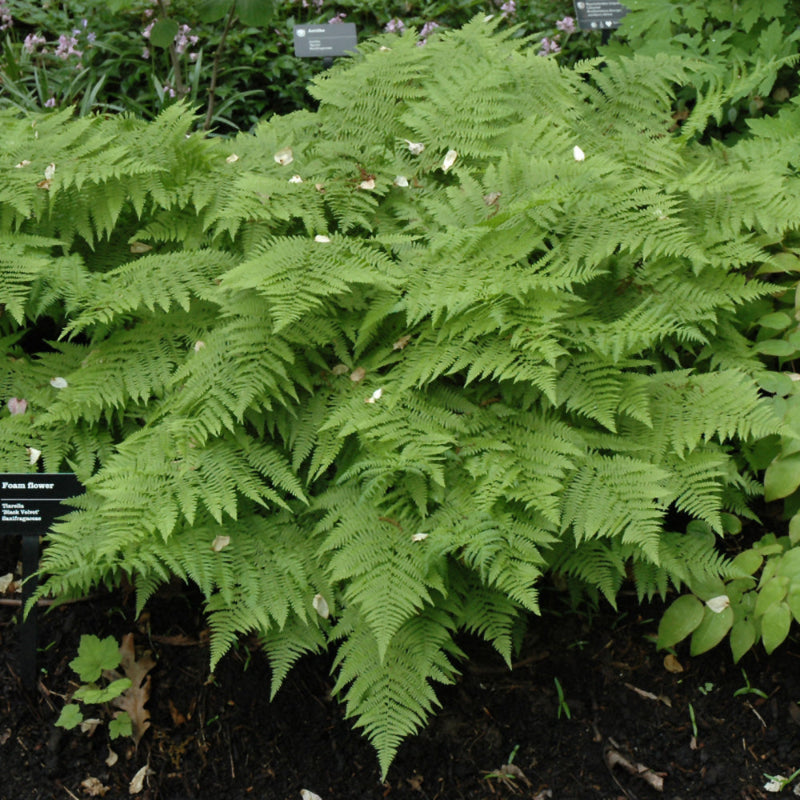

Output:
xmin=55 ymin=634 xmax=133 ymax=740
xmin=763 ymin=765 xmax=800 ymax=793
xmin=734 ymin=669 xmax=768 ymax=699
xmin=688 ymin=703 xmax=698 ymax=739
xmin=554 ymin=677 xmax=571 ymax=720
xmin=482 ymin=745 xmax=532 ymax=792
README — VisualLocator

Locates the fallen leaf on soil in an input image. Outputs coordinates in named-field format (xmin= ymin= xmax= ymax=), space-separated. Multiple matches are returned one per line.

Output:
xmin=81 ymin=777 xmax=110 ymax=796
xmin=625 ymin=682 xmax=672 ymax=707
xmin=663 ymin=653 xmax=683 ymax=673
xmin=128 ymin=764 xmax=152 ymax=795
xmin=604 ymin=741 xmax=664 ymax=791
xmin=109 ymin=634 xmax=155 ymax=747
xmin=168 ymin=699 xmax=186 ymax=726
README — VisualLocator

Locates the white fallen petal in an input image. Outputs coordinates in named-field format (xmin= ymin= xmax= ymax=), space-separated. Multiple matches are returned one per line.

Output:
xmin=394 ymin=175 xmax=409 ymax=187
xmin=705 ymin=595 xmax=730 ymax=614
xmin=358 ymin=178 xmax=376 ymax=190
xmin=764 ymin=777 xmax=785 ymax=792
xmin=193 ymin=340 xmax=206 ymax=352
xmin=301 ymin=791 xmax=323 ymax=800
xmin=314 ymin=234 xmax=331 ymax=243
xmin=80 ymin=777 xmax=109 ymax=797
xmin=442 ymin=149 xmax=458 ymax=171
xmin=274 ymin=147 xmax=293 ymax=166
xmin=573 ymin=145 xmax=586 ymax=161
xmin=0 ymin=573 xmax=14 ymax=593
xmin=129 ymin=241 xmax=152 ymax=254
xmin=226 ymin=153 xmax=239 ymax=163
xmin=366 ymin=387 xmax=383 ymax=404
xmin=211 ymin=535 xmax=231 ymax=552
xmin=331 ymin=363 xmax=349 ymax=375
xmin=50 ymin=376 xmax=68 ymax=389
xmin=129 ymin=764 xmax=153 ymax=795
xmin=14 ymin=160 xmax=31 ymax=168
xmin=411 ymin=533 xmax=428 ymax=542
xmin=312 ymin=593 xmax=329 ymax=619
xmin=106 ymin=747 xmax=119 ymax=767
xmin=44 ymin=162 xmax=56 ymax=180
xmin=289 ymin=174 xmax=304 ymax=183
xmin=405 ymin=139 xmax=425 ymax=155
xmin=80 ymin=718 xmax=102 ymax=735
xmin=27 ymin=447 xmax=42 ymax=465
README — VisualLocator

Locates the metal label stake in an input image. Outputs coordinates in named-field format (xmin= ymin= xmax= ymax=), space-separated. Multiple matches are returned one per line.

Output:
xmin=1 ymin=473 xmax=82 ymax=691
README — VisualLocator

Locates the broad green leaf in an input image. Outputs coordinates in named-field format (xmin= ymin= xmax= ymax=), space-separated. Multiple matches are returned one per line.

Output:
xmin=55 ymin=704 xmax=84 ymax=730
xmin=788 ymin=585 xmax=800 ymax=624
xmin=757 ymin=311 xmax=794 ymax=331
xmin=656 ymin=594 xmax=704 ymax=650
xmin=776 ymin=548 xmax=800 ymax=580
xmin=754 ymin=576 xmax=789 ymax=617
xmin=754 ymin=339 xmax=798 ymax=357
xmin=69 ymin=635 xmax=121 ymax=682
xmin=730 ymin=618 xmax=757 ymax=662
xmin=150 ymin=18 xmax=180 ymax=49
xmin=730 ymin=549 xmax=763 ymax=577
xmin=790 ymin=513 xmax=800 ymax=545
xmin=764 ymin=453 xmax=800 ymax=502
xmin=236 ymin=0 xmax=276 ymax=26
xmin=73 ymin=678 xmax=132 ymax=704
xmin=198 ymin=0 xmax=233 ymax=22
xmin=690 ymin=605 xmax=734 ymax=656
xmin=761 ymin=602 xmax=792 ymax=654
xmin=109 ymin=712 xmax=133 ymax=740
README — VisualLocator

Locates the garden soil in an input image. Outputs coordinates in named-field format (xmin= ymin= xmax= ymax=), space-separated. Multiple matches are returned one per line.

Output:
xmin=2 ymin=535 xmax=799 ymax=800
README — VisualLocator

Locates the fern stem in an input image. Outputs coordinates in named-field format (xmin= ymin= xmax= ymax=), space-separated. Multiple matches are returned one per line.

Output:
xmin=203 ymin=3 xmax=237 ymax=132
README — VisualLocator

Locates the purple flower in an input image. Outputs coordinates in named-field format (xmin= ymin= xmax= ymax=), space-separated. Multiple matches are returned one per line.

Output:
xmin=384 ymin=17 xmax=405 ymax=34
xmin=44 ymin=97 xmax=56 ymax=108
xmin=142 ymin=21 xmax=155 ymax=39
xmin=55 ymin=33 xmax=82 ymax=60
xmin=142 ymin=46 xmax=150 ymax=59
xmin=556 ymin=16 xmax=576 ymax=34
xmin=0 ymin=0 xmax=12 ymax=31
xmin=419 ymin=21 xmax=439 ymax=38
xmin=538 ymin=35 xmax=561 ymax=56
xmin=24 ymin=32 xmax=47 ymax=54
xmin=7 ymin=398 xmax=27 ymax=415
xmin=174 ymin=23 xmax=198 ymax=55
xmin=500 ymin=1 xmax=516 ymax=18
xmin=329 ymin=12 xmax=346 ymax=23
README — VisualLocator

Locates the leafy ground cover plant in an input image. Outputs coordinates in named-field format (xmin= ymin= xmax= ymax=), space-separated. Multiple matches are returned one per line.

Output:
xmin=606 ymin=0 xmax=800 ymax=140
xmin=0 ymin=0 xmax=581 ymax=131
xmin=2 ymin=19 xmax=798 ymax=774
xmin=55 ymin=633 xmax=154 ymax=748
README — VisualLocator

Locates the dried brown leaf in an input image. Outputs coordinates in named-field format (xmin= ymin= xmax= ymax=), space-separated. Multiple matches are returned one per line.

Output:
xmin=110 ymin=634 xmax=155 ymax=747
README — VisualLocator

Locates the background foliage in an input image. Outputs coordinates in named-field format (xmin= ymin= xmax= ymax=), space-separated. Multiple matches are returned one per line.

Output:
xmin=0 ymin=0 xmax=576 ymax=132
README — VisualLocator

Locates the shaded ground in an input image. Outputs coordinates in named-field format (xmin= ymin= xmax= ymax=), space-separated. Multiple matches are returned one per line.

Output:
xmin=3 ymin=536 xmax=800 ymax=800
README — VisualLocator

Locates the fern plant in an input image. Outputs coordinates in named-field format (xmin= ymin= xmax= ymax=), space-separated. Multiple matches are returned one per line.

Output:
xmin=2 ymin=18 xmax=797 ymax=775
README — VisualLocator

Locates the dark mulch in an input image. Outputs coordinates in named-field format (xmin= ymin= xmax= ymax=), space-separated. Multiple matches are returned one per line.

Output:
xmin=2 ymin=534 xmax=800 ymax=800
